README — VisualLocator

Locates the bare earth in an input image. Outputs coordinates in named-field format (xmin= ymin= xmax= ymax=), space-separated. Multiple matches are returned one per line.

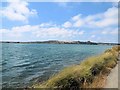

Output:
xmin=104 ymin=64 xmax=119 ymax=88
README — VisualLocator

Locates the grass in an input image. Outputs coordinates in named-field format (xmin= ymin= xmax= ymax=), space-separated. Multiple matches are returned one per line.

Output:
xmin=33 ymin=45 xmax=120 ymax=89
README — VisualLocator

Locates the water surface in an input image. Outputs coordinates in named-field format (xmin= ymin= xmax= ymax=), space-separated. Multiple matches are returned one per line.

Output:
xmin=1 ymin=43 xmax=112 ymax=88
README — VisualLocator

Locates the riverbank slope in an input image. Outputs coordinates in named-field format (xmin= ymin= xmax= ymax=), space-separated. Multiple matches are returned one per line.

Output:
xmin=34 ymin=46 xmax=120 ymax=89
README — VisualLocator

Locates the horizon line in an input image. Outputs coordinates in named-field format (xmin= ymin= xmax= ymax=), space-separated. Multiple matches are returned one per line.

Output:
xmin=0 ymin=40 xmax=119 ymax=44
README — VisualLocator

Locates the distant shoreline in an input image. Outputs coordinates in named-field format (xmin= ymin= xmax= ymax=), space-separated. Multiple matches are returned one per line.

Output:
xmin=0 ymin=40 xmax=119 ymax=45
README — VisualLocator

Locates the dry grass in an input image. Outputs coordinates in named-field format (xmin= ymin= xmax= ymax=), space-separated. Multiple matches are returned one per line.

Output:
xmin=33 ymin=45 xmax=120 ymax=89
xmin=88 ymin=74 xmax=107 ymax=88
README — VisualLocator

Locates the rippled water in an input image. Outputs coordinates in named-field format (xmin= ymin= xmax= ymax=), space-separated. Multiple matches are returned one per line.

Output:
xmin=1 ymin=43 xmax=112 ymax=88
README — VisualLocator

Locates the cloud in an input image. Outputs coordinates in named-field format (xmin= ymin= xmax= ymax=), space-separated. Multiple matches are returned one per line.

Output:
xmin=0 ymin=0 xmax=37 ymax=22
xmin=62 ymin=21 xmax=72 ymax=28
xmin=39 ymin=22 xmax=57 ymax=27
xmin=1 ymin=24 xmax=84 ymax=41
xmin=69 ymin=6 xmax=118 ymax=28
xmin=1 ymin=5 xmax=118 ymax=43
xmin=33 ymin=27 xmax=84 ymax=39
xmin=72 ymin=14 xmax=82 ymax=21
xmin=112 ymin=2 xmax=118 ymax=7
xmin=73 ymin=19 xmax=84 ymax=27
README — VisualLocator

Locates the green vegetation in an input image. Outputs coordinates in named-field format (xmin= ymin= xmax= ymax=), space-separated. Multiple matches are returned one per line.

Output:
xmin=34 ymin=46 xmax=120 ymax=89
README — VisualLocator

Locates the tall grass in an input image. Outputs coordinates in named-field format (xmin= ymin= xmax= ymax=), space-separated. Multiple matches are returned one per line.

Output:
xmin=34 ymin=46 xmax=120 ymax=89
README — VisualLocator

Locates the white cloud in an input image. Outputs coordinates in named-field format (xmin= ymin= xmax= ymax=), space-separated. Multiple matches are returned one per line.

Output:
xmin=71 ymin=14 xmax=84 ymax=27
xmin=0 ymin=0 xmax=37 ymax=22
xmin=70 ymin=6 xmax=118 ymax=28
xmin=1 ymin=24 xmax=84 ymax=41
xmin=1 ymin=5 xmax=118 ymax=42
xmin=72 ymin=14 xmax=82 ymax=21
xmin=62 ymin=21 xmax=72 ymax=28
xmin=73 ymin=19 xmax=83 ymax=27
xmin=39 ymin=22 xmax=57 ymax=27
xmin=33 ymin=27 xmax=84 ymax=39
xmin=112 ymin=2 xmax=118 ymax=7
xmin=92 ymin=7 xmax=118 ymax=27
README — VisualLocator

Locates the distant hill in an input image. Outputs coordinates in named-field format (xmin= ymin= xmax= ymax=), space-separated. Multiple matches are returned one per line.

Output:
xmin=0 ymin=40 xmax=119 ymax=45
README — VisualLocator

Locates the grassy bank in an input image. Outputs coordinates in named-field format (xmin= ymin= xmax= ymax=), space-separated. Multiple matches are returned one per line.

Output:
xmin=34 ymin=46 xmax=120 ymax=89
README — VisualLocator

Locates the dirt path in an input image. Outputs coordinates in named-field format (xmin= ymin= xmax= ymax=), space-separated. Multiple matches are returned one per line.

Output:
xmin=104 ymin=64 xmax=119 ymax=88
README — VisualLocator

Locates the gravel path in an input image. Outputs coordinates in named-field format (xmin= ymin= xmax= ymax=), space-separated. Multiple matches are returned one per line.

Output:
xmin=104 ymin=64 xmax=119 ymax=88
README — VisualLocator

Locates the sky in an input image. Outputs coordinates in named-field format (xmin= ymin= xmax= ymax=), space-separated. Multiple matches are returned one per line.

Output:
xmin=0 ymin=0 xmax=118 ymax=43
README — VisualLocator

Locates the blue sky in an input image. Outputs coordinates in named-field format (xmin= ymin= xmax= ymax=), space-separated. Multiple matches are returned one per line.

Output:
xmin=0 ymin=1 xmax=118 ymax=43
